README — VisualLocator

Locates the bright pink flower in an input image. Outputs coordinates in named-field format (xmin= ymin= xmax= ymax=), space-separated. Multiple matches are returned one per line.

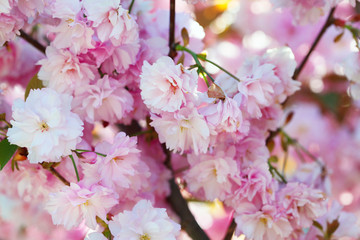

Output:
xmin=150 ymin=104 xmax=210 ymax=154
xmin=7 ymin=88 xmax=84 ymax=163
xmin=140 ymin=56 xmax=198 ymax=113
xmin=108 ymin=199 xmax=180 ymax=240
xmin=46 ymin=182 xmax=118 ymax=230
xmin=185 ymin=146 xmax=239 ymax=201
xmin=38 ymin=47 xmax=96 ymax=93
xmin=72 ymin=76 xmax=134 ymax=124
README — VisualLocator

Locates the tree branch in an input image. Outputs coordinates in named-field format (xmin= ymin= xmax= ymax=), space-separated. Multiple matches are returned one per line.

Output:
xmin=168 ymin=0 xmax=177 ymax=58
xmin=292 ymin=7 xmax=336 ymax=80
xmin=223 ymin=218 xmax=236 ymax=240
xmin=41 ymin=163 xmax=70 ymax=186
xmin=19 ymin=30 xmax=46 ymax=54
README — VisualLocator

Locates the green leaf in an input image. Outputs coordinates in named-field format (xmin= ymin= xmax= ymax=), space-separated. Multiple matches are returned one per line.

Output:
xmin=25 ymin=74 xmax=44 ymax=100
xmin=268 ymin=155 xmax=278 ymax=163
xmin=0 ymin=138 xmax=18 ymax=170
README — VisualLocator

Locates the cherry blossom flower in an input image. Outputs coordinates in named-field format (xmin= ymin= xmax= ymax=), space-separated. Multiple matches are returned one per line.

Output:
xmin=38 ymin=47 xmax=96 ymax=93
xmin=7 ymin=88 xmax=84 ymax=163
xmin=150 ymin=104 xmax=210 ymax=154
xmin=234 ymin=204 xmax=293 ymax=240
xmin=278 ymin=182 xmax=326 ymax=228
xmin=72 ymin=75 xmax=134 ymax=124
xmin=108 ymin=199 xmax=180 ymax=240
xmin=46 ymin=182 xmax=118 ymax=230
xmin=140 ymin=56 xmax=198 ymax=113
xmin=185 ymin=146 xmax=239 ymax=201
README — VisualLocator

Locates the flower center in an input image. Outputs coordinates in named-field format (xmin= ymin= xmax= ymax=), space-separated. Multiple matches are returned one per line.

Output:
xmin=39 ymin=121 xmax=49 ymax=132
xmin=139 ymin=233 xmax=150 ymax=240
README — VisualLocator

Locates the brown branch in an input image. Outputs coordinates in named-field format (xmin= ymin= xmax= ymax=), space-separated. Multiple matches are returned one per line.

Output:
xmin=19 ymin=30 xmax=46 ymax=54
xmin=292 ymin=7 xmax=336 ymax=80
xmin=223 ymin=218 xmax=236 ymax=240
xmin=168 ymin=0 xmax=177 ymax=59
xmin=167 ymin=178 xmax=210 ymax=240
xmin=41 ymin=163 xmax=70 ymax=186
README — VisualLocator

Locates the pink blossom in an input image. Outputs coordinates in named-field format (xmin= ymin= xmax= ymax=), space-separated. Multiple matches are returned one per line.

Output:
xmin=150 ymin=104 xmax=210 ymax=154
xmin=0 ymin=0 xmax=11 ymax=14
xmin=108 ymin=199 xmax=180 ymax=240
xmin=0 ymin=13 xmax=24 ymax=46
xmin=84 ymin=0 xmax=139 ymax=47
xmin=278 ymin=182 xmax=326 ymax=228
xmin=72 ymin=75 xmax=134 ymax=124
xmin=228 ymin=162 xmax=274 ymax=206
xmin=234 ymin=204 xmax=293 ymax=240
xmin=270 ymin=0 xmax=331 ymax=25
xmin=262 ymin=47 xmax=300 ymax=103
xmin=95 ymin=132 xmax=150 ymax=198
xmin=185 ymin=146 xmax=239 ymax=201
xmin=235 ymin=56 xmax=280 ymax=119
xmin=46 ymin=182 xmax=118 ymax=230
xmin=38 ymin=47 xmax=96 ymax=93
xmin=140 ymin=56 xmax=198 ymax=113
xmin=17 ymin=0 xmax=45 ymax=18
xmin=199 ymin=97 xmax=250 ymax=135
xmin=7 ymin=88 xmax=84 ymax=163
xmin=50 ymin=0 xmax=94 ymax=54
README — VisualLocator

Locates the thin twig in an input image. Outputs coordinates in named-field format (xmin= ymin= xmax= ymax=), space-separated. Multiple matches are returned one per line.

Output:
xmin=168 ymin=0 xmax=177 ymax=58
xmin=292 ymin=7 xmax=336 ymax=80
xmin=128 ymin=0 xmax=135 ymax=13
xmin=19 ymin=30 xmax=46 ymax=54
xmin=41 ymin=164 xmax=70 ymax=186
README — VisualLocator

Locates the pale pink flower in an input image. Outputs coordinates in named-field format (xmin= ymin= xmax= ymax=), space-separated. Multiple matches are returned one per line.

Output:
xmin=7 ymin=88 xmax=83 ymax=163
xmin=0 ymin=0 xmax=11 ymax=14
xmin=108 ymin=200 xmax=180 ymax=240
xmin=150 ymin=104 xmax=210 ymax=154
xmin=234 ymin=204 xmax=293 ymax=240
xmin=103 ymin=43 xmax=140 ymax=74
xmin=50 ymin=0 xmax=94 ymax=53
xmin=235 ymin=56 xmax=280 ymax=119
xmin=229 ymin=162 xmax=274 ymax=206
xmin=46 ymin=182 xmax=119 ymax=230
xmin=185 ymin=146 xmax=239 ymax=201
xmin=72 ymin=76 xmax=133 ymax=124
xmin=84 ymin=0 xmax=139 ymax=47
xmin=343 ymin=52 xmax=360 ymax=100
xmin=270 ymin=0 xmax=330 ymax=25
xmin=95 ymin=132 xmax=150 ymax=198
xmin=85 ymin=232 xmax=107 ymax=240
xmin=199 ymin=97 xmax=250 ymax=135
xmin=278 ymin=182 xmax=326 ymax=228
xmin=38 ymin=47 xmax=96 ymax=93
xmin=17 ymin=0 xmax=45 ymax=18
xmin=140 ymin=56 xmax=198 ymax=113
xmin=262 ymin=47 xmax=300 ymax=103
xmin=0 ymin=13 xmax=24 ymax=46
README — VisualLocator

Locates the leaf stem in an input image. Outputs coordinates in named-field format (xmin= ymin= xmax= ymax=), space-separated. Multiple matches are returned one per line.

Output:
xmin=69 ymin=155 xmax=80 ymax=182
